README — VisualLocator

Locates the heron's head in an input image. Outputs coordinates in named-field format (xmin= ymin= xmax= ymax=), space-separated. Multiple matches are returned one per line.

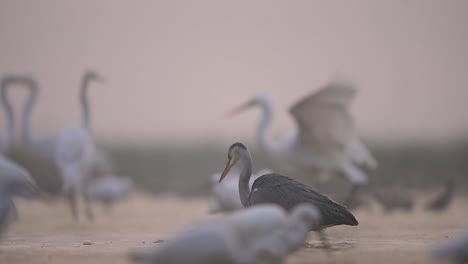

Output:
xmin=84 ymin=70 xmax=105 ymax=83
xmin=229 ymin=95 xmax=269 ymax=116
xmin=219 ymin=142 xmax=247 ymax=183
xmin=291 ymin=204 xmax=322 ymax=230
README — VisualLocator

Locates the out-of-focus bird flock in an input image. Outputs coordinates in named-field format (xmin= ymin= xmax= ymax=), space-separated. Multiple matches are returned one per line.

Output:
xmin=0 ymin=72 xmax=466 ymax=264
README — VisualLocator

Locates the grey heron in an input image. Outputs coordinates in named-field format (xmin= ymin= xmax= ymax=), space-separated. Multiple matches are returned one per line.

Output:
xmin=431 ymin=231 xmax=468 ymax=264
xmin=230 ymin=81 xmax=377 ymax=205
xmin=218 ymin=142 xmax=358 ymax=231
xmin=55 ymin=70 xmax=104 ymax=221
xmin=208 ymin=168 xmax=272 ymax=214
xmin=130 ymin=203 xmax=321 ymax=264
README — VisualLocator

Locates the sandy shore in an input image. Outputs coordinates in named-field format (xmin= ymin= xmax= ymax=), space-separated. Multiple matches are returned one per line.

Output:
xmin=0 ymin=193 xmax=466 ymax=264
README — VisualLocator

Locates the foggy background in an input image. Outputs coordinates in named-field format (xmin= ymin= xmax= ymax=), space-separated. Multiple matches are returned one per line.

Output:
xmin=1 ymin=0 xmax=467 ymax=194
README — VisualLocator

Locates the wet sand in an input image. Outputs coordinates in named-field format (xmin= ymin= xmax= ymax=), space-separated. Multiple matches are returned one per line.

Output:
xmin=1 ymin=193 xmax=466 ymax=264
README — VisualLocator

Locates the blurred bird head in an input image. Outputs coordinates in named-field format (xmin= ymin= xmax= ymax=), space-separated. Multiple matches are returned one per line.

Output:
xmin=228 ymin=95 xmax=269 ymax=116
xmin=84 ymin=70 xmax=105 ymax=83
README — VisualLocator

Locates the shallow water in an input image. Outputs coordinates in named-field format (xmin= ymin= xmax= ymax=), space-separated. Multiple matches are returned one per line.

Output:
xmin=0 ymin=193 xmax=466 ymax=264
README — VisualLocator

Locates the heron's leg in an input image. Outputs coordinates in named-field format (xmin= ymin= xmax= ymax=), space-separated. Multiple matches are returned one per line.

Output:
xmin=317 ymin=230 xmax=332 ymax=257
xmin=66 ymin=188 xmax=79 ymax=221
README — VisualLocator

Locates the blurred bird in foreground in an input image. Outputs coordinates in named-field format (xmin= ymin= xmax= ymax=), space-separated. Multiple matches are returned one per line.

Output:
xmin=431 ymin=231 xmax=468 ymax=264
xmin=208 ymin=168 xmax=272 ymax=214
xmin=130 ymin=203 xmax=321 ymax=264
xmin=230 ymin=81 xmax=377 ymax=206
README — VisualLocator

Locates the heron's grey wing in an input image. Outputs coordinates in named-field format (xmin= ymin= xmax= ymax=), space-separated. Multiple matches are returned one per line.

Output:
xmin=289 ymin=82 xmax=357 ymax=155
xmin=249 ymin=174 xmax=358 ymax=228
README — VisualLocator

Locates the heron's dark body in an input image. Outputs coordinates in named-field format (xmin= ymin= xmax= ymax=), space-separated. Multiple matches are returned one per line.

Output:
xmin=246 ymin=173 xmax=358 ymax=230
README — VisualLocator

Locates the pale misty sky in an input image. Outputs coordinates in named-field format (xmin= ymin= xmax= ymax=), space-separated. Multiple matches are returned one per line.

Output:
xmin=0 ymin=0 xmax=467 ymax=145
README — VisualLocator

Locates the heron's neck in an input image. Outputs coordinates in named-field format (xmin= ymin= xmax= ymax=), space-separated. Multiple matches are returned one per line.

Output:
xmin=256 ymin=101 xmax=281 ymax=154
xmin=286 ymin=219 xmax=309 ymax=251
xmin=21 ymin=83 xmax=38 ymax=145
xmin=80 ymin=76 xmax=92 ymax=131
xmin=238 ymin=150 xmax=253 ymax=207
xmin=0 ymin=81 xmax=14 ymax=152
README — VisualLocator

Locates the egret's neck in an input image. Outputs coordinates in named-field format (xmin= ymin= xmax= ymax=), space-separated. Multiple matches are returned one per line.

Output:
xmin=238 ymin=150 xmax=253 ymax=207
xmin=80 ymin=76 xmax=92 ymax=131
xmin=0 ymin=81 xmax=14 ymax=152
xmin=22 ymin=83 xmax=38 ymax=145
xmin=256 ymin=101 xmax=283 ymax=155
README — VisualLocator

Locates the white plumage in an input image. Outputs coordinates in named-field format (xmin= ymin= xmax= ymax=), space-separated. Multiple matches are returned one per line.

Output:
xmin=83 ymin=175 xmax=133 ymax=207
xmin=208 ymin=168 xmax=272 ymax=214
xmin=230 ymin=81 xmax=377 ymax=188
xmin=54 ymin=70 xmax=104 ymax=220
xmin=131 ymin=203 xmax=321 ymax=264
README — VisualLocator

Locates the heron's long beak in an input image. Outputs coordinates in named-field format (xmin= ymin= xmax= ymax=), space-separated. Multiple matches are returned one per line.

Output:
xmin=218 ymin=156 xmax=240 ymax=183
xmin=227 ymin=101 xmax=253 ymax=117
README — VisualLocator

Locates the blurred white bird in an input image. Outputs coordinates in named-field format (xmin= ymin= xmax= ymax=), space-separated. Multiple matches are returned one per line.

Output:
xmin=0 ymin=76 xmax=64 ymax=197
xmin=0 ymin=80 xmax=38 ymax=234
xmin=0 ymin=156 xmax=38 ymax=236
xmin=130 ymin=203 xmax=321 ymax=264
xmin=230 ymin=81 xmax=377 ymax=205
xmin=83 ymin=175 xmax=133 ymax=211
xmin=0 ymin=78 xmax=38 ymax=227
xmin=55 ymin=70 xmax=104 ymax=221
xmin=208 ymin=168 xmax=272 ymax=214
xmin=431 ymin=231 xmax=468 ymax=264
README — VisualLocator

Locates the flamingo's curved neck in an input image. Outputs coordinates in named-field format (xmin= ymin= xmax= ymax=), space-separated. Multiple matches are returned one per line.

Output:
xmin=256 ymin=101 xmax=282 ymax=154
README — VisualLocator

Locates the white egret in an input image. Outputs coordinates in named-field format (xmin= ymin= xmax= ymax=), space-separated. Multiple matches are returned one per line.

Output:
xmin=230 ymin=81 xmax=377 ymax=205
xmin=208 ymin=168 xmax=272 ymax=214
xmin=55 ymin=70 xmax=104 ymax=221
xmin=130 ymin=203 xmax=321 ymax=264
xmin=0 ymin=77 xmax=38 ymax=234
xmin=83 ymin=175 xmax=133 ymax=211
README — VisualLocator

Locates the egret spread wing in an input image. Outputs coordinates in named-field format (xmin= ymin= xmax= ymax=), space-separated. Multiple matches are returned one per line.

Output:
xmin=289 ymin=82 xmax=357 ymax=155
